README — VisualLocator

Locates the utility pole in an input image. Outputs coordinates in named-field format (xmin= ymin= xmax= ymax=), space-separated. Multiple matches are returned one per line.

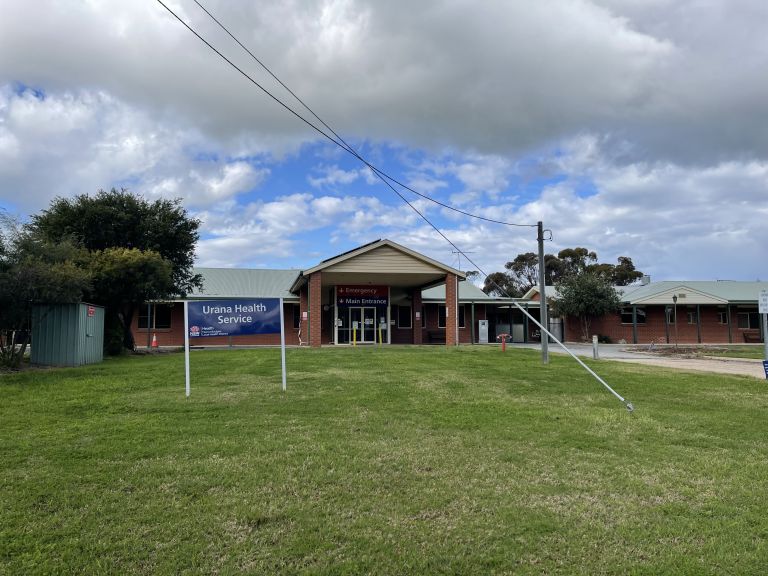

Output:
xmin=537 ymin=221 xmax=549 ymax=364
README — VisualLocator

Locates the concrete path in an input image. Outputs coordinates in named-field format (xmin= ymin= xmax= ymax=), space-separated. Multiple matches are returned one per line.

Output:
xmin=513 ymin=343 xmax=766 ymax=379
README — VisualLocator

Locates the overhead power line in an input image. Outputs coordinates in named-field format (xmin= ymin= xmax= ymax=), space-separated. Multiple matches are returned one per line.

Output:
xmin=156 ymin=0 xmax=634 ymax=412
xmin=158 ymin=0 xmax=535 ymax=229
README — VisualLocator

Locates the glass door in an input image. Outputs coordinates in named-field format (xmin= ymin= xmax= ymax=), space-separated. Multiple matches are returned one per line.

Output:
xmin=350 ymin=308 xmax=362 ymax=343
xmin=362 ymin=307 xmax=376 ymax=343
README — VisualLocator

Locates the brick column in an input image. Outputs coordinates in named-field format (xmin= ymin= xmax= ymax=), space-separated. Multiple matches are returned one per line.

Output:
xmin=445 ymin=273 xmax=458 ymax=347
xmin=412 ymin=289 xmax=423 ymax=345
xmin=309 ymin=271 xmax=323 ymax=348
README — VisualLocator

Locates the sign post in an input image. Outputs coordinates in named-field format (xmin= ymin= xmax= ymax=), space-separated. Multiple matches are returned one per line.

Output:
xmin=183 ymin=298 xmax=286 ymax=396
xmin=760 ymin=290 xmax=768 ymax=365
xmin=758 ymin=290 xmax=768 ymax=362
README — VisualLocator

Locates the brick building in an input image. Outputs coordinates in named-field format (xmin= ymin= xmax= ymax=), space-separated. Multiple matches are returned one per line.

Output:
xmin=133 ymin=239 xmax=765 ymax=348
xmin=526 ymin=280 xmax=766 ymax=344
xmin=133 ymin=239 xmax=546 ymax=348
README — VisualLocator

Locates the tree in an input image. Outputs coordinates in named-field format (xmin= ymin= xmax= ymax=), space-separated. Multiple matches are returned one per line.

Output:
xmin=483 ymin=247 xmax=644 ymax=297
xmin=0 ymin=219 xmax=91 ymax=369
xmin=30 ymin=189 xmax=201 ymax=294
xmin=88 ymin=248 xmax=175 ymax=353
xmin=551 ymin=272 xmax=621 ymax=342
xmin=27 ymin=189 xmax=202 ymax=351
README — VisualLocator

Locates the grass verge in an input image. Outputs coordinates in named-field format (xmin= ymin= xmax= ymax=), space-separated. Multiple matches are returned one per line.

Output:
xmin=1 ymin=346 xmax=767 ymax=574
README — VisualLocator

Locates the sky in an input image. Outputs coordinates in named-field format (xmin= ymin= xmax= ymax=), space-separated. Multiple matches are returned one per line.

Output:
xmin=1 ymin=0 xmax=766 ymax=282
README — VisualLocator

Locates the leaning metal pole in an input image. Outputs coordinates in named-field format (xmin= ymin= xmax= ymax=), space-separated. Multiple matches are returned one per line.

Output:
xmin=537 ymin=221 xmax=549 ymax=364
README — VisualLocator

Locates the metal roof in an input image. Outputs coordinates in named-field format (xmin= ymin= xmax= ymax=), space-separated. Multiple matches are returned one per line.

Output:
xmin=190 ymin=268 xmax=301 ymax=300
xmin=528 ymin=281 xmax=767 ymax=305
xmin=189 ymin=267 xmax=498 ymax=302
xmin=422 ymin=282 xmax=494 ymax=301
xmin=618 ymin=280 xmax=768 ymax=304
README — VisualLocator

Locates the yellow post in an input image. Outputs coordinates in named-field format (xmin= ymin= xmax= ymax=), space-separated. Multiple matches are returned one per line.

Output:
xmin=378 ymin=326 xmax=382 ymax=345
xmin=353 ymin=325 xmax=356 ymax=346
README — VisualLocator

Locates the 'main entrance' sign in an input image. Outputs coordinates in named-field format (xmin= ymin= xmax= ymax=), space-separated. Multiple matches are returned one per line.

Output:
xmin=336 ymin=285 xmax=388 ymax=307
xmin=187 ymin=299 xmax=281 ymax=338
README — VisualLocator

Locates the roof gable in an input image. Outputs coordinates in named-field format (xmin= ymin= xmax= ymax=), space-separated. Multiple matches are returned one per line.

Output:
xmin=629 ymin=284 xmax=727 ymax=305
xmin=303 ymin=239 xmax=465 ymax=277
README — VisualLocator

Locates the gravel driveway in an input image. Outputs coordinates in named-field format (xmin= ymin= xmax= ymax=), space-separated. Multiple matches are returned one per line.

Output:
xmin=514 ymin=343 xmax=767 ymax=379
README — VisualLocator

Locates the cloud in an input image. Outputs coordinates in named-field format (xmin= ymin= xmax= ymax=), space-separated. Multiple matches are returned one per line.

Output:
xmin=308 ymin=164 xmax=361 ymax=188
xmin=1 ymin=1 xmax=766 ymax=281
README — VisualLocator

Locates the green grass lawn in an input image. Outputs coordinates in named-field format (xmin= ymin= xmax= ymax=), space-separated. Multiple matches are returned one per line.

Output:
xmin=700 ymin=345 xmax=766 ymax=360
xmin=2 ymin=346 xmax=767 ymax=575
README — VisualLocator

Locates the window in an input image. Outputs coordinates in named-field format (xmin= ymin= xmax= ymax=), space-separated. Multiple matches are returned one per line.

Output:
xmin=687 ymin=310 xmax=698 ymax=324
xmin=138 ymin=304 xmax=172 ymax=329
xmin=397 ymin=305 xmax=412 ymax=328
xmin=620 ymin=307 xmax=646 ymax=325
xmin=293 ymin=304 xmax=301 ymax=329
xmin=717 ymin=311 xmax=728 ymax=325
xmin=738 ymin=312 xmax=760 ymax=329
xmin=438 ymin=305 xmax=466 ymax=328
xmin=666 ymin=307 xmax=675 ymax=324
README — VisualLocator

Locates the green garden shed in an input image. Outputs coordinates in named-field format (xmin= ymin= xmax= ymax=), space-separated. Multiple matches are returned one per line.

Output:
xmin=31 ymin=303 xmax=105 ymax=367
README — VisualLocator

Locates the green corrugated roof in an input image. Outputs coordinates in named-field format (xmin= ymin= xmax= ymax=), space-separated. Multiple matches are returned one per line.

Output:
xmin=190 ymin=269 xmax=766 ymax=306
xmin=190 ymin=268 xmax=301 ymax=300
xmin=422 ymin=282 xmax=494 ymax=301
xmin=619 ymin=281 xmax=768 ymax=304
xmin=190 ymin=268 xmax=496 ymax=302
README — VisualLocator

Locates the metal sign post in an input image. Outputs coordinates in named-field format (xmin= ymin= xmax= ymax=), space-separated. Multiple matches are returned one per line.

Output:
xmin=760 ymin=290 xmax=768 ymax=363
xmin=183 ymin=298 xmax=286 ymax=396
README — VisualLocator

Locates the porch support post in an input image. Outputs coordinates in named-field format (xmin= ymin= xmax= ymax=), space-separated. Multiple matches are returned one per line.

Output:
xmin=727 ymin=305 xmax=732 ymax=344
xmin=524 ymin=303 xmax=529 ymax=343
xmin=309 ymin=272 xmax=323 ymax=348
xmin=412 ymin=288 xmax=423 ymax=345
xmin=697 ymin=304 xmax=702 ymax=343
xmin=471 ymin=303 xmax=476 ymax=344
xmin=445 ymin=273 xmax=458 ymax=346
xmin=632 ymin=305 xmax=638 ymax=344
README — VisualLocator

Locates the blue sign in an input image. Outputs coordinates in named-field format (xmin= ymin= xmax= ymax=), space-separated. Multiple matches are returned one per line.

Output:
xmin=188 ymin=299 xmax=281 ymax=338
xmin=763 ymin=360 xmax=768 ymax=380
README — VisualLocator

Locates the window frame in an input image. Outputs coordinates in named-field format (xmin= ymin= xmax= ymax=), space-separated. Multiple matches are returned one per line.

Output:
xmin=138 ymin=304 xmax=172 ymax=330
xmin=620 ymin=307 xmax=646 ymax=325
xmin=397 ymin=305 xmax=412 ymax=329
xmin=738 ymin=312 xmax=760 ymax=329
xmin=438 ymin=304 xmax=466 ymax=329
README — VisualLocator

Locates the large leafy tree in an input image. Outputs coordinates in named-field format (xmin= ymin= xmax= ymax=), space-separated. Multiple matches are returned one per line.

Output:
xmin=30 ymin=189 xmax=201 ymax=294
xmin=27 ymin=189 xmax=202 ymax=351
xmin=551 ymin=272 xmax=621 ymax=342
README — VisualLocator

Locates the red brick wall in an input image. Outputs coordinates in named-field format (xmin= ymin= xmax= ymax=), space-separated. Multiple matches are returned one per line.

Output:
xmin=564 ymin=305 xmax=740 ymax=344
xmin=131 ymin=303 xmax=301 ymax=347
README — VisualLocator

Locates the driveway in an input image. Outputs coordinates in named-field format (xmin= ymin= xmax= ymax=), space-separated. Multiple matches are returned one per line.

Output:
xmin=513 ymin=343 xmax=766 ymax=379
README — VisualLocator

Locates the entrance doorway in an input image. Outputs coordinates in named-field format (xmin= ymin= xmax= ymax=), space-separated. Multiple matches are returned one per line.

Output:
xmin=336 ymin=307 xmax=388 ymax=344
xmin=350 ymin=307 xmax=376 ymax=343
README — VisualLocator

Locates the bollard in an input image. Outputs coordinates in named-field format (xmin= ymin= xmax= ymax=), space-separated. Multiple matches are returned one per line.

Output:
xmin=592 ymin=335 xmax=599 ymax=359
xmin=497 ymin=333 xmax=509 ymax=352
